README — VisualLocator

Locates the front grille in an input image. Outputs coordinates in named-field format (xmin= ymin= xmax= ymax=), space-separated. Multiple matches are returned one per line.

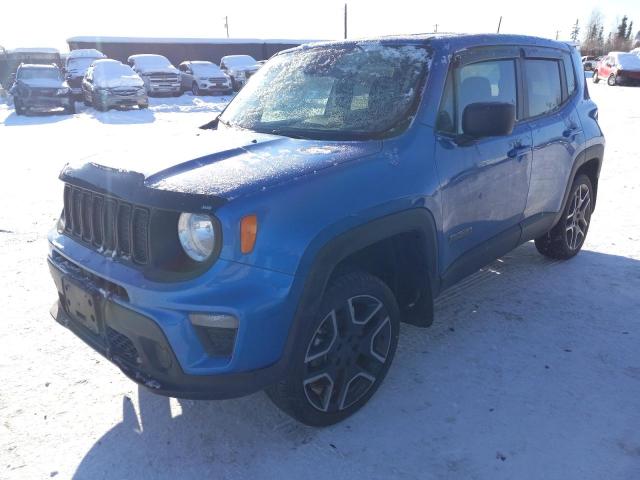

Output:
xmin=208 ymin=77 xmax=227 ymax=83
xmin=63 ymin=184 xmax=150 ymax=264
xmin=107 ymin=327 xmax=140 ymax=364
xmin=149 ymin=73 xmax=179 ymax=84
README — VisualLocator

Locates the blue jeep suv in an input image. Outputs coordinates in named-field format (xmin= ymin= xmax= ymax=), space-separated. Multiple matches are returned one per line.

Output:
xmin=48 ymin=34 xmax=604 ymax=426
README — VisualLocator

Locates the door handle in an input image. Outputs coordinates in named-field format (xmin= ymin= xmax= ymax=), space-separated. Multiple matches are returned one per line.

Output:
xmin=507 ymin=144 xmax=531 ymax=159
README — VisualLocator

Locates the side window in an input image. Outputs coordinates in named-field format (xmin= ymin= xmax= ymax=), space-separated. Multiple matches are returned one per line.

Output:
xmin=437 ymin=58 xmax=517 ymax=134
xmin=524 ymin=59 xmax=562 ymax=118
xmin=563 ymin=54 xmax=576 ymax=96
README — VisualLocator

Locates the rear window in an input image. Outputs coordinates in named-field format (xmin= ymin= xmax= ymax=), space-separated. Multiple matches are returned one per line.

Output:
xmin=524 ymin=60 xmax=562 ymax=118
xmin=563 ymin=54 xmax=576 ymax=96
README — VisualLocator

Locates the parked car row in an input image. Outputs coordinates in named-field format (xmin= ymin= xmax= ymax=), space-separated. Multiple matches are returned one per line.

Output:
xmin=8 ymin=49 xmax=263 ymax=115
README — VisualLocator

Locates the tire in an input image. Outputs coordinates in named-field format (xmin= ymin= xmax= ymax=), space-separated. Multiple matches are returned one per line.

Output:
xmin=139 ymin=102 xmax=148 ymax=109
xmin=95 ymin=98 xmax=108 ymax=112
xmin=172 ymin=91 xmax=181 ymax=97
xmin=64 ymin=100 xmax=76 ymax=115
xmin=534 ymin=174 xmax=594 ymax=260
xmin=192 ymin=83 xmax=200 ymax=96
xmin=592 ymin=72 xmax=600 ymax=83
xmin=266 ymin=270 xmax=400 ymax=426
xmin=607 ymin=74 xmax=617 ymax=86
xmin=14 ymin=98 xmax=23 ymax=115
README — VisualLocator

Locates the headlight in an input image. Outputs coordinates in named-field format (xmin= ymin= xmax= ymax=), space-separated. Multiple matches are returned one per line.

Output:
xmin=56 ymin=88 xmax=70 ymax=95
xmin=178 ymin=213 xmax=216 ymax=262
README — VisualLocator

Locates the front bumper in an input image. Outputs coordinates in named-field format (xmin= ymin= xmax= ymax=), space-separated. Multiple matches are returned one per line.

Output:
xmin=103 ymin=93 xmax=148 ymax=108
xmin=147 ymin=83 xmax=181 ymax=94
xmin=22 ymin=95 xmax=73 ymax=109
xmin=47 ymin=231 xmax=299 ymax=399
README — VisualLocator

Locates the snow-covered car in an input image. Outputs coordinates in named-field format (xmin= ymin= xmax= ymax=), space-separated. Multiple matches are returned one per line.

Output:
xmin=82 ymin=60 xmax=148 ymax=111
xmin=593 ymin=51 xmax=640 ymax=86
xmin=127 ymin=54 xmax=181 ymax=96
xmin=581 ymin=56 xmax=597 ymax=71
xmin=178 ymin=61 xmax=233 ymax=96
xmin=65 ymin=49 xmax=106 ymax=97
xmin=10 ymin=63 xmax=74 ymax=115
xmin=219 ymin=55 xmax=260 ymax=90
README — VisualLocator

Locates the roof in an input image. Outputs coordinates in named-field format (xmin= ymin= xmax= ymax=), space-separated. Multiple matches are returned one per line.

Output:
xmin=9 ymin=47 xmax=60 ymax=54
xmin=67 ymin=36 xmax=320 ymax=45
xmin=18 ymin=63 xmax=59 ymax=69
xmin=280 ymin=33 xmax=572 ymax=54
xmin=68 ymin=48 xmax=106 ymax=59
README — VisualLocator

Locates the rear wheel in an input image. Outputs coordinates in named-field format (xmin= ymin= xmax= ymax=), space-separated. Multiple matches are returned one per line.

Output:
xmin=592 ymin=71 xmax=600 ymax=83
xmin=266 ymin=270 xmax=400 ymax=426
xmin=535 ymin=174 xmax=593 ymax=260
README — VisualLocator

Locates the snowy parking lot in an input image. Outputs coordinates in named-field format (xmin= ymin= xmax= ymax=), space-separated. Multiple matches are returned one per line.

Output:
xmin=1 ymin=82 xmax=639 ymax=479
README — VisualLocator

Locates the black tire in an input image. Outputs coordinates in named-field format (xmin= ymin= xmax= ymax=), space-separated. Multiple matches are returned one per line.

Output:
xmin=592 ymin=72 xmax=600 ymax=83
xmin=95 ymin=98 xmax=108 ymax=112
xmin=14 ymin=98 xmax=24 ymax=115
xmin=266 ymin=270 xmax=400 ymax=426
xmin=172 ymin=91 xmax=181 ymax=97
xmin=139 ymin=102 xmax=148 ymax=109
xmin=192 ymin=82 xmax=200 ymax=96
xmin=535 ymin=174 xmax=594 ymax=260
xmin=607 ymin=74 xmax=617 ymax=86
xmin=64 ymin=100 xmax=76 ymax=115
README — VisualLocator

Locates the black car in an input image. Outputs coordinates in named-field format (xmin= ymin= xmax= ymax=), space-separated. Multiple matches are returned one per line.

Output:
xmin=10 ymin=63 xmax=75 ymax=115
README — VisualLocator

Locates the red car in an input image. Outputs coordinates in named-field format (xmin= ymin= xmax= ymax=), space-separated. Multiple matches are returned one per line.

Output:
xmin=593 ymin=51 xmax=640 ymax=86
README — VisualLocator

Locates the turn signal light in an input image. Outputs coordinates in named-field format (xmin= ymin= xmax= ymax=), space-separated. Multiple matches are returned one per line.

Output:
xmin=240 ymin=214 xmax=258 ymax=254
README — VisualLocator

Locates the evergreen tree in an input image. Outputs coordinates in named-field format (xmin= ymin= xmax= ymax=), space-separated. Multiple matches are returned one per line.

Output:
xmin=570 ymin=19 xmax=580 ymax=42
xmin=617 ymin=15 xmax=628 ymax=40
xmin=626 ymin=21 xmax=634 ymax=41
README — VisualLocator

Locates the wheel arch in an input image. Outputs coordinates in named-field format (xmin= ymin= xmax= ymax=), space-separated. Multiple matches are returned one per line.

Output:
xmin=293 ymin=209 xmax=440 ymax=332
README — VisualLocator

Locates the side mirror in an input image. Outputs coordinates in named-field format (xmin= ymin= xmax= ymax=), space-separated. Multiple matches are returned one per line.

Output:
xmin=462 ymin=102 xmax=516 ymax=138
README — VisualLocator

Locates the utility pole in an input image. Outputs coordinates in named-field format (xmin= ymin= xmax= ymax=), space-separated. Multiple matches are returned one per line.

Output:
xmin=555 ymin=30 xmax=560 ymax=40
xmin=344 ymin=3 xmax=348 ymax=39
xmin=434 ymin=24 xmax=439 ymax=33
xmin=224 ymin=16 xmax=230 ymax=38
xmin=497 ymin=16 xmax=502 ymax=34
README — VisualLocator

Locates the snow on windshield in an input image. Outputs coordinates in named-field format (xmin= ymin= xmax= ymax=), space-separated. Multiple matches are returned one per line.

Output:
xmin=220 ymin=42 xmax=431 ymax=138
xmin=67 ymin=57 xmax=97 ymax=73
xmin=223 ymin=55 xmax=258 ymax=68
xmin=191 ymin=63 xmax=224 ymax=76
xmin=617 ymin=53 xmax=640 ymax=69
xmin=132 ymin=55 xmax=173 ymax=71
xmin=18 ymin=68 xmax=61 ymax=80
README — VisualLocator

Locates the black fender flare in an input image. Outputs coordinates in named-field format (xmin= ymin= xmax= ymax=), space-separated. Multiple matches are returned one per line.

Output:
xmin=552 ymin=143 xmax=604 ymax=227
xmin=275 ymin=208 xmax=440 ymax=375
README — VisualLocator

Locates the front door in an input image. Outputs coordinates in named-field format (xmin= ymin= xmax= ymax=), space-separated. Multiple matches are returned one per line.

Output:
xmin=434 ymin=50 xmax=532 ymax=283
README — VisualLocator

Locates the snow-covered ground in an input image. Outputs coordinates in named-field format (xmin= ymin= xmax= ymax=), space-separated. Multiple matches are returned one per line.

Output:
xmin=1 ymin=84 xmax=639 ymax=480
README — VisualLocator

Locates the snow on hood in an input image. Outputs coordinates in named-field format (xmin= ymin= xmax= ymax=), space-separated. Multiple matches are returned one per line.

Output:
xmin=21 ymin=78 xmax=65 ymax=88
xmin=69 ymin=127 xmax=381 ymax=200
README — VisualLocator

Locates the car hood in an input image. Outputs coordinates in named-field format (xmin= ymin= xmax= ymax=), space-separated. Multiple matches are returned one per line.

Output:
xmin=65 ymin=127 xmax=382 ymax=201
xmin=21 ymin=78 xmax=66 ymax=88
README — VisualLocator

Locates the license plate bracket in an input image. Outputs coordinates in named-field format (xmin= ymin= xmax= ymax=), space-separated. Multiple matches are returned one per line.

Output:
xmin=62 ymin=278 xmax=102 ymax=335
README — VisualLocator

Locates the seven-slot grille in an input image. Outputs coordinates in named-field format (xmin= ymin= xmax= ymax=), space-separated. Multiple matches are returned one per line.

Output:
xmin=63 ymin=184 xmax=150 ymax=264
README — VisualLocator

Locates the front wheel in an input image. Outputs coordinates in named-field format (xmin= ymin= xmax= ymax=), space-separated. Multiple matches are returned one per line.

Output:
xmin=535 ymin=174 xmax=593 ymax=260
xmin=64 ymin=100 xmax=75 ymax=115
xmin=14 ymin=98 xmax=24 ymax=115
xmin=607 ymin=74 xmax=617 ymax=86
xmin=266 ymin=270 xmax=400 ymax=426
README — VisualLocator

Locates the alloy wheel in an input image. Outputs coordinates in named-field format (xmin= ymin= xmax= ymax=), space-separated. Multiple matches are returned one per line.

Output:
xmin=303 ymin=295 xmax=392 ymax=412
xmin=565 ymin=184 xmax=591 ymax=251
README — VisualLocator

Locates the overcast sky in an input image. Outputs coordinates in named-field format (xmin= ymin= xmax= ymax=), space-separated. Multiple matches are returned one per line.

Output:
xmin=2 ymin=0 xmax=639 ymax=50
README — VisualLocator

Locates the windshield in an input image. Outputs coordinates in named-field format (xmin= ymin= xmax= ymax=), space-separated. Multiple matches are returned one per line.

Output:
xmin=67 ymin=57 xmax=98 ymax=73
xmin=219 ymin=42 xmax=430 ymax=139
xmin=191 ymin=63 xmax=224 ymax=76
xmin=223 ymin=55 xmax=257 ymax=68
xmin=133 ymin=56 xmax=172 ymax=70
xmin=18 ymin=68 xmax=61 ymax=80
xmin=96 ymin=63 xmax=138 ymax=79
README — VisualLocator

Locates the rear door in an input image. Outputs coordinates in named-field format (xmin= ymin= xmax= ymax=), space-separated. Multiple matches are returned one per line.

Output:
xmin=434 ymin=47 xmax=532 ymax=283
xmin=521 ymin=49 xmax=584 ymax=230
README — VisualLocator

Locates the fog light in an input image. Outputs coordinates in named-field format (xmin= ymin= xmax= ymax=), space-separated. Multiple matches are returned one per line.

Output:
xmin=190 ymin=313 xmax=238 ymax=357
